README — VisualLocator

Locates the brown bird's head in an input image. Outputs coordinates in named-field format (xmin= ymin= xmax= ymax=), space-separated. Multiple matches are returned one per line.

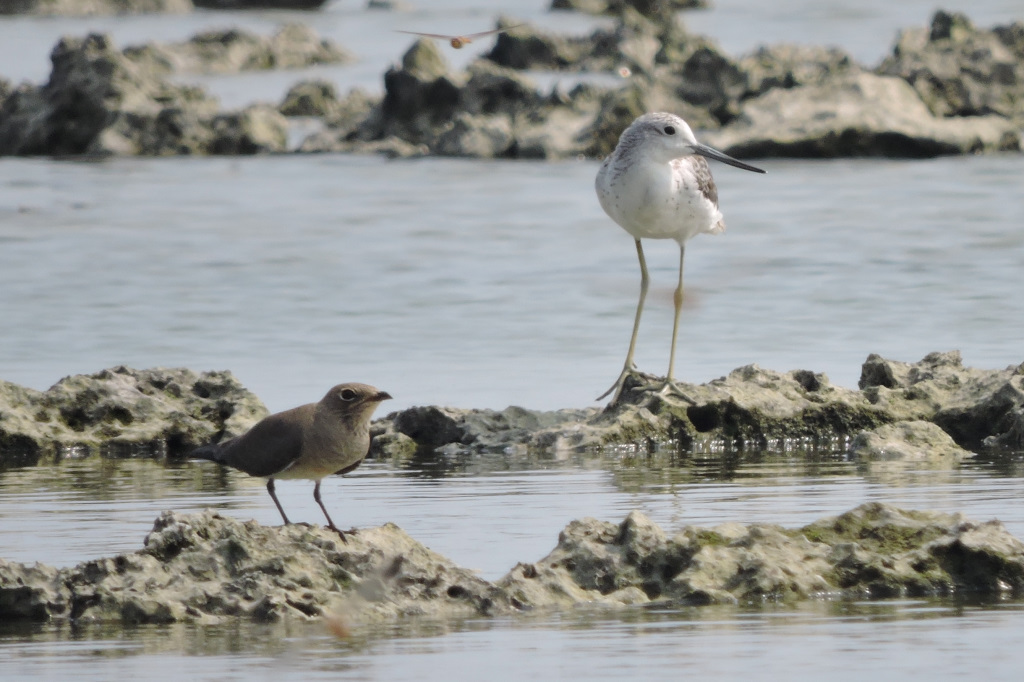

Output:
xmin=320 ymin=382 xmax=392 ymax=422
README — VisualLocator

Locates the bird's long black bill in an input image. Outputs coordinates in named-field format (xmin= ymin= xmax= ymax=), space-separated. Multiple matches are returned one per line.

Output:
xmin=693 ymin=143 xmax=766 ymax=174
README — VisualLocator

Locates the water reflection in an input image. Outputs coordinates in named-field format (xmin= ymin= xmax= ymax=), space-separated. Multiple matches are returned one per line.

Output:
xmin=5 ymin=597 xmax=1024 ymax=682
xmin=4 ymin=448 xmax=1024 ymax=680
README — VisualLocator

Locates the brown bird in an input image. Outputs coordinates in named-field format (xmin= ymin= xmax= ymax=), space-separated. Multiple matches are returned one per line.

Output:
xmin=191 ymin=382 xmax=392 ymax=540
xmin=396 ymin=25 xmax=521 ymax=49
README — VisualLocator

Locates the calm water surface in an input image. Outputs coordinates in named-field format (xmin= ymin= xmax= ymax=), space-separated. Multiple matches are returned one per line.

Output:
xmin=1 ymin=153 xmax=1021 ymax=413
xmin=2 ymin=1 xmax=1024 ymax=679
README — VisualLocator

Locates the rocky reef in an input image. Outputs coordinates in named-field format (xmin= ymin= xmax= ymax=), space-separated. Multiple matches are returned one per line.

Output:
xmin=0 ymin=34 xmax=291 ymax=156
xmin=2 ymin=352 xmax=1021 ymax=469
xmin=0 ymin=0 xmax=331 ymax=14
xmin=0 ymin=366 xmax=267 ymax=465
xmin=0 ymin=0 xmax=191 ymax=16
xmin=122 ymin=24 xmax=352 ymax=76
xmin=2 ymin=353 xmax=1022 ymax=625
xmin=373 ymin=351 xmax=1024 ymax=459
xmin=2 ymin=502 xmax=1023 ymax=624
xmin=0 ymin=9 xmax=1022 ymax=159
xmin=301 ymin=9 xmax=1023 ymax=159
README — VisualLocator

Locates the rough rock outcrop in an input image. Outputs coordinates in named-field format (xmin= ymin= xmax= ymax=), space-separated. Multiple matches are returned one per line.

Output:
xmin=478 ymin=11 xmax=1024 ymax=159
xmin=501 ymin=503 xmax=1024 ymax=607
xmin=704 ymin=71 xmax=1020 ymax=158
xmin=0 ymin=509 xmax=505 ymax=623
xmin=0 ymin=33 xmax=289 ymax=157
xmin=877 ymin=10 xmax=1024 ymax=122
xmin=302 ymin=39 xmax=602 ymax=159
xmin=740 ymin=44 xmax=863 ymax=96
xmin=849 ymin=420 xmax=974 ymax=463
xmin=857 ymin=351 xmax=1024 ymax=450
xmin=279 ymin=79 xmax=342 ymax=117
xmin=3 ymin=503 xmax=1023 ymax=624
xmin=192 ymin=0 xmax=329 ymax=8
xmin=0 ymin=0 xmax=191 ymax=15
xmin=122 ymin=24 xmax=353 ymax=75
xmin=373 ymin=352 xmax=1024 ymax=459
xmin=550 ymin=0 xmax=708 ymax=18
xmin=0 ymin=366 xmax=267 ymax=464
xmin=2 ymin=352 xmax=1020 ymax=467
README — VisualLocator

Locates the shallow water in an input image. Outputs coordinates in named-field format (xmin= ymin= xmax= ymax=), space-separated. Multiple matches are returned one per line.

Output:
xmin=3 ymin=451 xmax=1024 ymax=680
xmin=1 ymin=152 xmax=1022 ymax=413
xmin=2 ymin=0 xmax=1024 ymax=679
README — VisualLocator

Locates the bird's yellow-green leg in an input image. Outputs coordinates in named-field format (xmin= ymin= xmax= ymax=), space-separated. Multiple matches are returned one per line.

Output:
xmin=660 ymin=244 xmax=693 ymax=402
xmin=599 ymin=239 xmax=649 ymax=403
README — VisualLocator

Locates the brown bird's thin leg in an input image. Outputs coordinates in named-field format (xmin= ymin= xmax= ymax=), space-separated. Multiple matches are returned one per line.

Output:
xmin=313 ymin=480 xmax=348 ymax=542
xmin=266 ymin=478 xmax=292 ymax=525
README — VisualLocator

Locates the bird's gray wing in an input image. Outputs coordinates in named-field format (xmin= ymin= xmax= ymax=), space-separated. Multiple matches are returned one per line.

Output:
xmin=213 ymin=405 xmax=313 ymax=477
xmin=691 ymin=156 xmax=719 ymax=208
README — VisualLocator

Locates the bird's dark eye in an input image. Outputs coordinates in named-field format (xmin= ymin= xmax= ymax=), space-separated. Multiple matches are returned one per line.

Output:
xmin=339 ymin=389 xmax=358 ymax=401
xmin=664 ymin=125 xmax=676 ymax=135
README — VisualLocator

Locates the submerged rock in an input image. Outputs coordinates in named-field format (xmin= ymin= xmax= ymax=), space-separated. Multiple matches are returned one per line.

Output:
xmin=0 ymin=366 xmax=267 ymax=464
xmin=3 ymin=503 xmax=1023 ymax=624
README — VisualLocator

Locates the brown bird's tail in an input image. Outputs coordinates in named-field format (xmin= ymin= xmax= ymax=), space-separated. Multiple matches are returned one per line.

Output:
xmin=190 ymin=441 xmax=227 ymax=464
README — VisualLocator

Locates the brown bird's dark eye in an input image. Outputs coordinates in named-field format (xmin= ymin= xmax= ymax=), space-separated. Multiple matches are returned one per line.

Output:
xmin=664 ymin=125 xmax=676 ymax=135
xmin=340 ymin=389 xmax=357 ymax=401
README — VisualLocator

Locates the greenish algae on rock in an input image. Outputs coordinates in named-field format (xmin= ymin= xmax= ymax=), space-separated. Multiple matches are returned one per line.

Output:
xmin=3 ymin=504 xmax=1024 ymax=626
xmin=375 ymin=351 xmax=1024 ymax=457
xmin=2 ymin=352 xmax=1022 ymax=469
xmin=0 ymin=366 xmax=267 ymax=463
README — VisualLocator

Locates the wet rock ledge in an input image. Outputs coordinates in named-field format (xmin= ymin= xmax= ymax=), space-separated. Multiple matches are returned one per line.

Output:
xmin=1 ymin=351 xmax=1022 ymax=466
xmin=373 ymin=350 xmax=1024 ymax=459
xmin=0 ymin=366 xmax=267 ymax=464
xmin=2 ymin=502 xmax=1023 ymax=624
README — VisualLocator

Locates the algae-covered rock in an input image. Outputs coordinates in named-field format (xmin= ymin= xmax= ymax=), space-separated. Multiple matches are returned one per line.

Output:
xmin=0 ymin=33 xmax=294 ymax=157
xmin=704 ymin=71 xmax=1020 ymax=158
xmin=500 ymin=503 xmax=1024 ymax=608
xmin=877 ymin=10 xmax=1024 ymax=122
xmin=859 ymin=351 xmax=1024 ymax=450
xmin=0 ymin=366 xmax=267 ymax=463
xmin=5 ymin=504 xmax=1022 ymax=625
xmin=0 ymin=0 xmax=191 ymax=16
xmin=1 ymin=509 xmax=511 ymax=624
xmin=849 ymin=421 xmax=975 ymax=463
xmin=370 ymin=352 xmax=1024 ymax=457
xmin=123 ymin=24 xmax=354 ymax=75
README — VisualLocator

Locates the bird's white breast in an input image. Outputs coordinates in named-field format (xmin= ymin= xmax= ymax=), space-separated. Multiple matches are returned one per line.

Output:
xmin=596 ymin=155 xmax=724 ymax=244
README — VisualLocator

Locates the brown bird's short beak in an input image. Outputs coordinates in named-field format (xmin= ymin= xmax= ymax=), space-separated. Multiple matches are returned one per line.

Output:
xmin=374 ymin=391 xmax=393 ymax=402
